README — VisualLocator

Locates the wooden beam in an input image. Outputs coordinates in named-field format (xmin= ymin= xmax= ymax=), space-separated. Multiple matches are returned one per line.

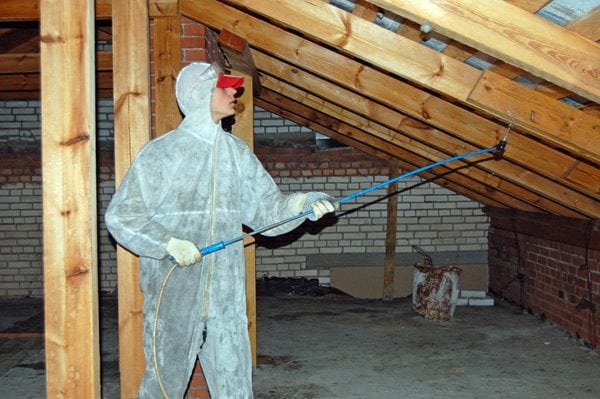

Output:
xmin=468 ymin=70 xmax=599 ymax=164
xmin=219 ymin=30 xmax=259 ymax=367
xmin=0 ymin=64 xmax=113 ymax=100
xmin=230 ymin=63 xmax=257 ymax=367
xmin=254 ymin=52 xmax=599 ymax=218
xmin=564 ymin=6 xmax=600 ymax=42
xmin=382 ymin=160 xmax=399 ymax=302
xmin=40 ymin=0 xmax=100 ymax=397
xmin=216 ymin=0 xmax=480 ymax=101
xmin=0 ymin=0 xmax=111 ymax=20
xmin=152 ymin=16 xmax=182 ymax=136
xmin=149 ymin=0 xmax=179 ymax=17
xmin=0 ymin=51 xmax=112 ymax=73
xmin=112 ymin=0 xmax=151 ymax=397
xmin=353 ymin=0 xmax=379 ymax=21
xmin=256 ymin=89 xmax=534 ymax=212
xmin=193 ymin=0 xmax=600 ymax=166
xmin=260 ymin=74 xmax=592 ymax=219
xmin=218 ymin=30 xmax=261 ymax=95
xmin=252 ymin=49 xmax=599 ymax=198
xmin=182 ymin=0 xmax=599 ymax=200
xmin=370 ymin=0 xmax=600 ymax=103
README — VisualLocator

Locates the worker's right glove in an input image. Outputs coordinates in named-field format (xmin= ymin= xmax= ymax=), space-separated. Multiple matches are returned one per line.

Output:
xmin=166 ymin=237 xmax=202 ymax=266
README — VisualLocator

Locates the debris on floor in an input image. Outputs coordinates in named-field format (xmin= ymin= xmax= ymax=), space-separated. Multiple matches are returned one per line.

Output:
xmin=458 ymin=290 xmax=495 ymax=306
xmin=256 ymin=277 xmax=349 ymax=297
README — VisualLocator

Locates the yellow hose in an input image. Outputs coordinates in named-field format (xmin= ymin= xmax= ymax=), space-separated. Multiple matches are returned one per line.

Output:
xmin=153 ymin=262 xmax=178 ymax=399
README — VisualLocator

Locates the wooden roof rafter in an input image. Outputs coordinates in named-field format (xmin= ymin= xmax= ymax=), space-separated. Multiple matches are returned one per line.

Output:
xmin=209 ymin=0 xmax=599 ymax=165
xmin=181 ymin=0 xmax=599 ymax=219
xmin=256 ymin=88 xmax=531 ymax=212
xmin=259 ymin=70 xmax=591 ymax=219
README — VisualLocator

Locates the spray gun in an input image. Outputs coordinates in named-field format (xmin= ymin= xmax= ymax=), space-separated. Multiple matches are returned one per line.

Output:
xmin=182 ymin=130 xmax=512 ymax=259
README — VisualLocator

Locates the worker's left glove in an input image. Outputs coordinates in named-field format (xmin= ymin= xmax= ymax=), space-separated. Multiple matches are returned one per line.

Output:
xmin=293 ymin=192 xmax=338 ymax=221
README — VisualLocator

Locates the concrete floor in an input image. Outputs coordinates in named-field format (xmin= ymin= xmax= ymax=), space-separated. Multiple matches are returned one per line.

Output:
xmin=0 ymin=294 xmax=598 ymax=399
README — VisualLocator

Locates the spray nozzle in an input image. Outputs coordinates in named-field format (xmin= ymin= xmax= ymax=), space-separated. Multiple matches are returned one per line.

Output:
xmin=494 ymin=117 xmax=513 ymax=156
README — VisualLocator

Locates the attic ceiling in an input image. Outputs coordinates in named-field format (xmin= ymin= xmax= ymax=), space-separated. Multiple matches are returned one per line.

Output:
xmin=0 ymin=0 xmax=599 ymax=220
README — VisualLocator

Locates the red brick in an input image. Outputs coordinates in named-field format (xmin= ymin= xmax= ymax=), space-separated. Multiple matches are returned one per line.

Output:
xmin=184 ymin=49 xmax=208 ymax=62
xmin=182 ymin=22 xmax=206 ymax=37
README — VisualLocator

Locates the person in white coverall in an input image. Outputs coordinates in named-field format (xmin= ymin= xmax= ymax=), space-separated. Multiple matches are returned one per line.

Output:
xmin=105 ymin=62 xmax=337 ymax=399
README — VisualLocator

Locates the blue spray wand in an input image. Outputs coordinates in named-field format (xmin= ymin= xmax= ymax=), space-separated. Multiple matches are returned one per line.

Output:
xmin=196 ymin=136 xmax=509 ymax=257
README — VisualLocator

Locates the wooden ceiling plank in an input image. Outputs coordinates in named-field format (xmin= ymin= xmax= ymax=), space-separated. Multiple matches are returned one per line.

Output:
xmin=370 ymin=0 xmax=600 ymax=103
xmin=261 ymin=72 xmax=594 ymax=219
xmin=396 ymin=20 xmax=423 ymax=41
xmin=440 ymin=41 xmax=475 ymax=62
xmin=488 ymin=4 xmax=598 ymax=101
xmin=190 ymin=0 xmax=600 ymax=168
xmin=257 ymin=90 xmax=532 ymax=212
xmin=0 ymin=53 xmax=39 ymax=73
xmin=444 ymin=0 xmax=550 ymax=75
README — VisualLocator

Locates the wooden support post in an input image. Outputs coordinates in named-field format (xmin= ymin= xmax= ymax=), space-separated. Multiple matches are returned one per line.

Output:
xmin=112 ymin=0 xmax=151 ymax=397
xmin=382 ymin=160 xmax=400 ymax=301
xmin=150 ymin=0 xmax=182 ymax=136
xmin=235 ymin=70 xmax=257 ymax=368
xmin=218 ymin=30 xmax=259 ymax=367
xmin=40 ymin=0 xmax=100 ymax=397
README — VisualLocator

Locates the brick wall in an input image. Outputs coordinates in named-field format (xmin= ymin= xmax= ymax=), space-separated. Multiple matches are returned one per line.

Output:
xmin=487 ymin=207 xmax=599 ymax=348
xmin=0 ymin=99 xmax=117 ymax=296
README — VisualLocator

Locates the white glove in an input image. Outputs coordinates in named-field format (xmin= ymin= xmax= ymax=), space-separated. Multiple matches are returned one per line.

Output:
xmin=293 ymin=192 xmax=338 ymax=221
xmin=311 ymin=198 xmax=336 ymax=220
xmin=166 ymin=237 xmax=202 ymax=266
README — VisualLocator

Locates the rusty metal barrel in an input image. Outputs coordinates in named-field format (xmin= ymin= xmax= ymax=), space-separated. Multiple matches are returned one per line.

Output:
xmin=411 ymin=246 xmax=462 ymax=321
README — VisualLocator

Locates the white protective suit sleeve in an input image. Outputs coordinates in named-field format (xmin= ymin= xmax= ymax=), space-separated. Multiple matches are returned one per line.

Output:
xmin=105 ymin=148 xmax=176 ymax=260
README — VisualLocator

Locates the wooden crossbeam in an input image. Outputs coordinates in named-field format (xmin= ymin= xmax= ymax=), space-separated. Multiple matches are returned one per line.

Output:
xmin=0 ymin=0 xmax=111 ymax=20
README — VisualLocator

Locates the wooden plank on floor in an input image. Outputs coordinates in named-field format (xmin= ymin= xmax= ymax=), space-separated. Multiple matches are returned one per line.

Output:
xmin=40 ymin=0 xmax=100 ymax=397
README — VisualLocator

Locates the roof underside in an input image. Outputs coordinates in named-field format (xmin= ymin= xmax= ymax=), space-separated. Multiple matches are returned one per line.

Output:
xmin=1 ymin=0 xmax=599 ymax=220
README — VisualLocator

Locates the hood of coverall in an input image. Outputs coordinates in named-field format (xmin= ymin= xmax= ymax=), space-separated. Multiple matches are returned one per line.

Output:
xmin=175 ymin=62 xmax=220 ymax=133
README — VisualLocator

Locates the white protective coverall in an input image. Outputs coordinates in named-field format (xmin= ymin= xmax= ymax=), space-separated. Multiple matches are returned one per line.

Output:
xmin=105 ymin=62 xmax=328 ymax=398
